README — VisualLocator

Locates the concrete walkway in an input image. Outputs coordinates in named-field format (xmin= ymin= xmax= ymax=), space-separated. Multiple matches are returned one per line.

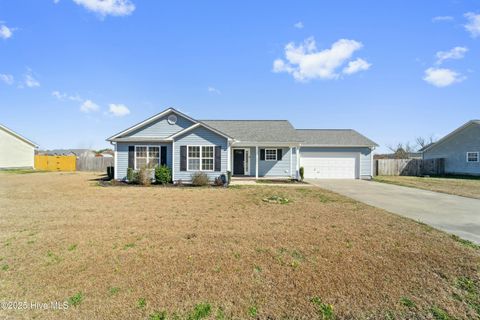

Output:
xmin=307 ymin=179 xmax=480 ymax=244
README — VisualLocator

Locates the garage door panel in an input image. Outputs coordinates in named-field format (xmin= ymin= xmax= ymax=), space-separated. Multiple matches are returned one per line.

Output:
xmin=300 ymin=152 xmax=358 ymax=179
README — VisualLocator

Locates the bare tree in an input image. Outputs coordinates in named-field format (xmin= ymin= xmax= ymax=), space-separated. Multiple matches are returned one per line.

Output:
xmin=415 ymin=135 xmax=435 ymax=150
xmin=387 ymin=142 xmax=415 ymax=159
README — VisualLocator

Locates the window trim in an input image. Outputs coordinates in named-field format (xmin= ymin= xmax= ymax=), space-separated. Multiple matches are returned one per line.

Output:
xmin=466 ymin=151 xmax=479 ymax=163
xmin=134 ymin=145 xmax=161 ymax=170
xmin=187 ymin=145 xmax=215 ymax=171
xmin=265 ymin=148 xmax=278 ymax=161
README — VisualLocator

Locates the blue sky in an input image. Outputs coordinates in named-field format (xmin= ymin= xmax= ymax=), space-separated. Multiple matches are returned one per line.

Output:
xmin=0 ymin=0 xmax=479 ymax=152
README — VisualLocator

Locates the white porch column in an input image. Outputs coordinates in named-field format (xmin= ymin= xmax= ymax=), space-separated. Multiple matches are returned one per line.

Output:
xmin=227 ymin=142 xmax=231 ymax=172
xmin=296 ymin=146 xmax=300 ymax=179
xmin=255 ymin=146 xmax=259 ymax=179
xmin=290 ymin=146 xmax=293 ymax=178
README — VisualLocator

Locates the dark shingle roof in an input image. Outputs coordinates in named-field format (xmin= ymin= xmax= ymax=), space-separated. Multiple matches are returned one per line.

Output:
xmin=296 ymin=129 xmax=378 ymax=147
xmin=200 ymin=120 xmax=301 ymax=143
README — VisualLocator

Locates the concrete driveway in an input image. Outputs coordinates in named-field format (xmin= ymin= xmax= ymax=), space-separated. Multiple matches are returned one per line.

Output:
xmin=307 ymin=179 xmax=480 ymax=244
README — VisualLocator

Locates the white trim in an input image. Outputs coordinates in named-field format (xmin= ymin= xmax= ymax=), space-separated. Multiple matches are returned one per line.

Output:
xmin=186 ymin=145 xmax=215 ymax=172
xmin=290 ymin=146 xmax=293 ymax=178
xmin=0 ymin=124 xmax=38 ymax=148
xmin=370 ymin=147 xmax=374 ymax=177
xmin=296 ymin=147 xmax=300 ymax=179
xmin=232 ymin=148 xmax=250 ymax=175
xmin=466 ymin=151 xmax=479 ymax=163
xmin=423 ymin=120 xmax=480 ymax=153
xmin=113 ymin=142 xmax=118 ymax=180
xmin=107 ymin=108 xmax=199 ymax=141
xmin=168 ymin=122 xmax=233 ymax=140
xmin=134 ymin=145 xmax=161 ymax=170
xmin=300 ymin=144 xmax=376 ymax=148
xmin=172 ymin=140 xmax=175 ymax=181
xmin=265 ymin=148 xmax=278 ymax=161
xmin=255 ymin=146 xmax=259 ymax=179
xmin=227 ymin=143 xmax=231 ymax=172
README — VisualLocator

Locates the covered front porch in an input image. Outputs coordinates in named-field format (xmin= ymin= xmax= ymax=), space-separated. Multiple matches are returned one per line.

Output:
xmin=227 ymin=144 xmax=300 ymax=179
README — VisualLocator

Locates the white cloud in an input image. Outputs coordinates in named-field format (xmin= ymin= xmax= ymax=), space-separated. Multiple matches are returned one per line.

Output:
xmin=423 ymin=67 xmax=464 ymax=87
xmin=72 ymin=0 xmax=135 ymax=17
xmin=24 ymin=70 xmax=40 ymax=88
xmin=432 ymin=16 xmax=454 ymax=22
xmin=435 ymin=46 xmax=468 ymax=64
xmin=207 ymin=86 xmax=221 ymax=95
xmin=273 ymin=37 xmax=369 ymax=81
xmin=0 ymin=74 xmax=14 ymax=85
xmin=80 ymin=100 xmax=100 ymax=113
xmin=108 ymin=103 xmax=130 ymax=117
xmin=0 ymin=24 xmax=13 ymax=39
xmin=52 ymin=90 xmax=82 ymax=101
xmin=53 ymin=0 xmax=60 ymax=3
xmin=342 ymin=58 xmax=371 ymax=75
xmin=465 ymin=12 xmax=480 ymax=37
xmin=294 ymin=21 xmax=304 ymax=29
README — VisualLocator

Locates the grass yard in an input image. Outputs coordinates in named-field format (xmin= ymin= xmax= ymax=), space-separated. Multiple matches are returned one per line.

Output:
xmin=0 ymin=172 xmax=479 ymax=319
xmin=374 ymin=175 xmax=480 ymax=199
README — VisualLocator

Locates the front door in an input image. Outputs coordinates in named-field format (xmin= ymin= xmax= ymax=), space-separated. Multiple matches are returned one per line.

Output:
xmin=233 ymin=149 xmax=245 ymax=175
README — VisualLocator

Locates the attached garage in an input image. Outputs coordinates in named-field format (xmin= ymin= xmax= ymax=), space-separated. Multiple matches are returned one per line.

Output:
xmin=0 ymin=124 xmax=38 ymax=169
xmin=300 ymin=151 xmax=359 ymax=179
xmin=297 ymin=129 xmax=378 ymax=180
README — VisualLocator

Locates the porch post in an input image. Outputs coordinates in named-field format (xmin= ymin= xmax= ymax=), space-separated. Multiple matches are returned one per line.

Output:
xmin=290 ymin=146 xmax=293 ymax=178
xmin=227 ymin=142 xmax=231 ymax=172
xmin=255 ymin=146 xmax=259 ymax=179
xmin=296 ymin=146 xmax=300 ymax=179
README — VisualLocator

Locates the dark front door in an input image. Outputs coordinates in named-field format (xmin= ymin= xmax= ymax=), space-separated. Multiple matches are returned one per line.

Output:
xmin=233 ymin=149 xmax=245 ymax=175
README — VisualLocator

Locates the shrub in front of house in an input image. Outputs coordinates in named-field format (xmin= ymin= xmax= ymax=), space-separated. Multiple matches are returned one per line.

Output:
xmin=155 ymin=165 xmax=172 ymax=185
xmin=299 ymin=166 xmax=304 ymax=181
xmin=127 ymin=167 xmax=139 ymax=184
xmin=137 ymin=167 xmax=151 ymax=186
xmin=191 ymin=172 xmax=209 ymax=186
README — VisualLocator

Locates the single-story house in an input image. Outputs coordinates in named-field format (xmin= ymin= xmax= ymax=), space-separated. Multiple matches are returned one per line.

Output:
xmin=107 ymin=108 xmax=377 ymax=182
xmin=422 ymin=120 xmax=480 ymax=176
xmin=0 ymin=124 xmax=38 ymax=169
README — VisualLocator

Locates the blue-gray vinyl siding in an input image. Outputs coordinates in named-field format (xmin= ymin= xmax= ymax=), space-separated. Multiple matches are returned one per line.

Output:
xmin=423 ymin=124 xmax=480 ymax=175
xmin=126 ymin=112 xmax=194 ymax=139
xmin=300 ymin=147 xmax=373 ymax=178
xmin=115 ymin=142 xmax=173 ymax=180
xmin=234 ymin=147 xmax=297 ymax=178
xmin=173 ymin=126 xmax=228 ymax=182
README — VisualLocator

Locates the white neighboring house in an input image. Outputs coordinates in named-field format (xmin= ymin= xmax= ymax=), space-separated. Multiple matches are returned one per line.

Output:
xmin=0 ymin=124 xmax=38 ymax=169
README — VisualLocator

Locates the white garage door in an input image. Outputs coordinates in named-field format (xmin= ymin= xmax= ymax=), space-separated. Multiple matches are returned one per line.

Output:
xmin=300 ymin=152 xmax=358 ymax=179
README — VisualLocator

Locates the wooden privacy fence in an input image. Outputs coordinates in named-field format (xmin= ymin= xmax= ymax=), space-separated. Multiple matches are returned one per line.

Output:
xmin=375 ymin=158 xmax=445 ymax=176
xmin=76 ymin=155 xmax=114 ymax=172
xmin=35 ymin=155 xmax=76 ymax=171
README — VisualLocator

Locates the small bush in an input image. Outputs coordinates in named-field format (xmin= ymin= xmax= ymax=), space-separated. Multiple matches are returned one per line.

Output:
xmin=155 ymin=165 xmax=172 ymax=185
xmin=191 ymin=172 xmax=209 ymax=186
xmin=299 ymin=166 xmax=305 ymax=181
xmin=138 ymin=167 xmax=151 ymax=186
xmin=127 ymin=167 xmax=136 ymax=183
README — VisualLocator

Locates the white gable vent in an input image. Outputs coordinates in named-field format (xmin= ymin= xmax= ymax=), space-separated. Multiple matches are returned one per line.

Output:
xmin=167 ymin=114 xmax=178 ymax=125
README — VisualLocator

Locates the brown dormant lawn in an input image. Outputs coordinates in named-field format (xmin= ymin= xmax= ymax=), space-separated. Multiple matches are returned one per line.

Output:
xmin=0 ymin=172 xmax=479 ymax=319
xmin=374 ymin=175 xmax=480 ymax=199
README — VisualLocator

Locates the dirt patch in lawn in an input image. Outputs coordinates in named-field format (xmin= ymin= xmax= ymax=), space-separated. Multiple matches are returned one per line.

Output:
xmin=0 ymin=172 xmax=479 ymax=319
xmin=374 ymin=175 xmax=480 ymax=199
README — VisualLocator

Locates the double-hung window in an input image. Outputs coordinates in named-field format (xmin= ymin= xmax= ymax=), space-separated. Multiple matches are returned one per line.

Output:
xmin=187 ymin=146 xmax=215 ymax=171
xmin=467 ymin=152 xmax=479 ymax=163
xmin=135 ymin=146 xmax=160 ymax=169
xmin=265 ymin=148 xmax=277 ymax=161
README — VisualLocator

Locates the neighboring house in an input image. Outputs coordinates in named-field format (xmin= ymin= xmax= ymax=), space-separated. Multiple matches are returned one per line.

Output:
xmin=422 ymin=120 xmax=480 ymax=176
xmin=37 ymin=149 xmax=95 ymax=157
xmin=374 ymin=152 xmax=423 ymax=160
xmin=0 ymin=124 xmax=38 ymax=169
xmin=106 ymin=108 xmax=377 ymax=182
